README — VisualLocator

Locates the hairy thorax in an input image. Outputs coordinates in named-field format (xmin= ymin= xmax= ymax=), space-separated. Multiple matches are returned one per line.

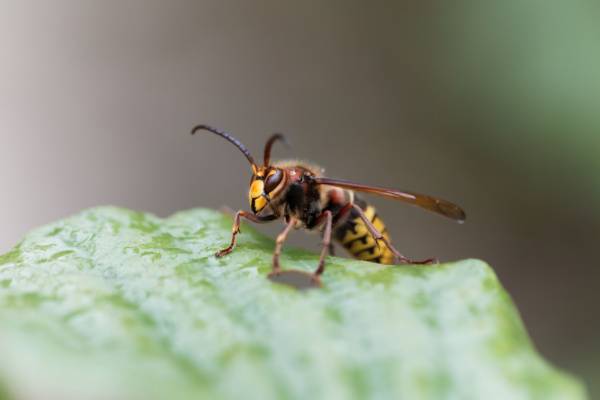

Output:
xmin=268 ymin=160 xmax=352 ymax=230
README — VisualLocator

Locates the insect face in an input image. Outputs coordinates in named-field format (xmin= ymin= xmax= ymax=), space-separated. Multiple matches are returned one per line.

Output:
xmin=190 ymin=124 xmax=288 ymax=215
xmin=249 ymin=167 xmax=285 ymax=214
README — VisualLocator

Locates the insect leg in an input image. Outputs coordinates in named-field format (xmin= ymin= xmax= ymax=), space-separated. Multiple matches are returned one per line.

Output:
xmin=351 ymin=204 xmax=437 ymax=265
xmin=215 ymin=211 xmax=277 ymax=257
xmin=271 ymin=217 xmax=296 ymax=274
xmin=327 ymin=202 xmax=352 ymax=257
xmin=314 ymin=210 xmax=333 ymax=278
xmin=321 ymin=229 xmax=335 ymax=256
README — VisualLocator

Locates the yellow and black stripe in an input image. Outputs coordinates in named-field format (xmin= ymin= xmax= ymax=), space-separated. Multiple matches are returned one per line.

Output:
xmin=334 ymin=197 xmax=395 ymax=264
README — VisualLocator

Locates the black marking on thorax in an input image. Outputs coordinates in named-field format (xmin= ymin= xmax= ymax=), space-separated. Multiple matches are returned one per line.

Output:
xmin=285 ymin=172 xmax=322 ymax=229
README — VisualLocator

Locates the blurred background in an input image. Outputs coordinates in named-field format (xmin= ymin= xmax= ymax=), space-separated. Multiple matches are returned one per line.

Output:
xmin=1 ymin=0 xmax=598 ymax=395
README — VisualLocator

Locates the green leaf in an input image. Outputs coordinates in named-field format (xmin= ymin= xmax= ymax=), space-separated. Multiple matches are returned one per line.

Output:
xmin=0 ymin=207 xmax=587 ymax=399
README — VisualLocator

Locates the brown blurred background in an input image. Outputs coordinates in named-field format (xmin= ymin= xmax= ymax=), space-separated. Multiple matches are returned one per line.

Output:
xmin=1 ymin=1 xmax=598 ymax=394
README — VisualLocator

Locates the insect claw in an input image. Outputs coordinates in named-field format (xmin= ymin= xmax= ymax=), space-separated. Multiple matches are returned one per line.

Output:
xmin=215 ymin=248 xmax=232 ymax=258
xmin=267 ymin=270 xmax=280 ymax=278
xmin=268 ymin=269 xmax=322 ymax=290
xmin=412 ymin=257 xmax=438 ymax=265
xmin=310 ymin=273 xmax=322 ymax=286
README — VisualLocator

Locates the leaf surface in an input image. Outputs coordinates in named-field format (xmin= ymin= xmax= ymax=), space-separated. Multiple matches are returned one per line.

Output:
xmin=0 ymin=207 xmax=587 ymax=400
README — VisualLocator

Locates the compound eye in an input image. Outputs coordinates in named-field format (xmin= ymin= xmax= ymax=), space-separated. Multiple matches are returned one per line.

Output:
xmin=264 ymin=169 xmax=283 ymax=193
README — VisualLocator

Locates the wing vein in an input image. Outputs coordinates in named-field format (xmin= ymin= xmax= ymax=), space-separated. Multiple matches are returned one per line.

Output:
xmin=315 ymin=177 xmax=466 ymax=222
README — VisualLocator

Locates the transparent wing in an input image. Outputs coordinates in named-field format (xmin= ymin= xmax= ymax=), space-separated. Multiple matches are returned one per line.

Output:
xmin=315 ymin=177 xmax=466 ymax=222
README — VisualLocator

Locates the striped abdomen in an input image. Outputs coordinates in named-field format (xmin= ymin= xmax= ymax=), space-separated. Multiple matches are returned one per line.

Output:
xmin=334 ymin=197 xmax=395 ymax=264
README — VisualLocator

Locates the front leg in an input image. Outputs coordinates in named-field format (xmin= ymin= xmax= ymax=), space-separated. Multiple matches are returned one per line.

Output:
xmin=216 ymin=210 xmax=277 ymax=257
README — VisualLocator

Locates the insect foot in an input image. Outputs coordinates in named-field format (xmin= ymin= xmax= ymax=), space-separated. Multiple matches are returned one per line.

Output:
xmin=400 ymin=257 xmax=438 ymax=265
xmin=215 ymin=247 xmax=234 ymax=258
xmin=268 ymin=269 xmax=322 ymax=290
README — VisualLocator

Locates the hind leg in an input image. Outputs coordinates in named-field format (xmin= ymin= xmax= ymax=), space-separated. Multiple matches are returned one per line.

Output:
xmin=321 ymin=231 xmax=335 ymax=256
xmin=351 ymin=204 xmax=437 ymax=265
